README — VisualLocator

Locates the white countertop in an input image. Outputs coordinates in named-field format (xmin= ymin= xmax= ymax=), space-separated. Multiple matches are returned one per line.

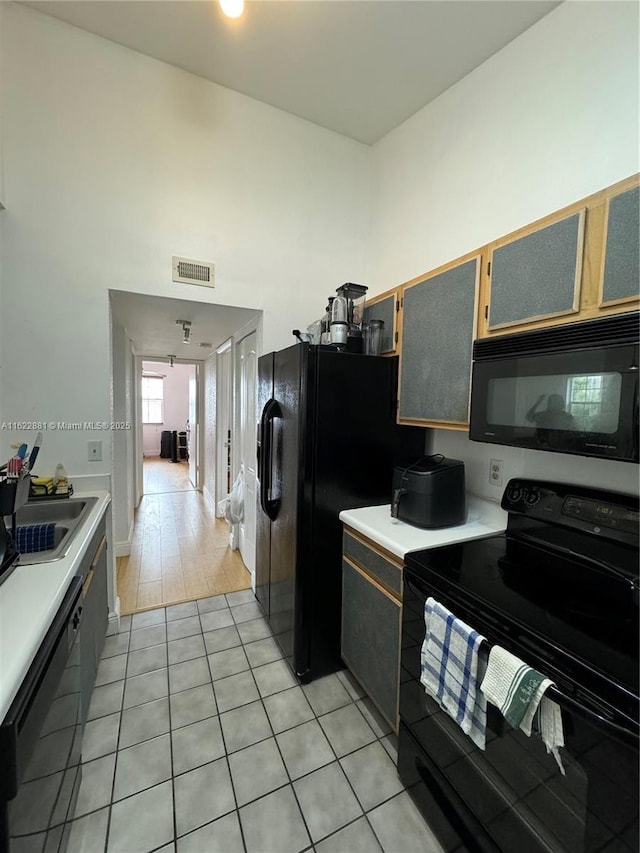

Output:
xmin=0 ymin=491 xmax=111 ymax=720
xmin=339 ymin=494 xmax=507 ymax=560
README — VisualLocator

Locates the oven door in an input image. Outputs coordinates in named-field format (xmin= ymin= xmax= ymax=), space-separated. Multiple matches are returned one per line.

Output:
xmin=399 ymin=575 xmax=639 ymax=853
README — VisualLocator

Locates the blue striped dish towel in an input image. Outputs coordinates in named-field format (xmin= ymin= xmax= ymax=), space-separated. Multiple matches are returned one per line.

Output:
xmin=480 ymin=645 xmax=565 ymax=774
xmin=16 ymin=523 xmax=56 ymax=553
xmin=420 ymin=597 xmax=487 ymax=749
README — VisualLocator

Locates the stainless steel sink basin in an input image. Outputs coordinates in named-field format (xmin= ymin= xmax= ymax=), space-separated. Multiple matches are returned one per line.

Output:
xmin=6 ymin=497 xmax=98 ymax=564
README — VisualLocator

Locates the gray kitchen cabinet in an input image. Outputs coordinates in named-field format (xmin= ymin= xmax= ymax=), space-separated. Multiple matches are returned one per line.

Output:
xmin=486 ymin=209 xmax=585 ymax=331
xmin=79 ymin=519 xmax=108 ymax=725
xmin=362 ymin=289 xmax=399 ymax=355
xmin=600 ymin=184 xmax=640 ymax=307
xmin=341 ymin=529 xmax=402 ymax=731
xmin=398 ymin=254 xmax=480 ymax=427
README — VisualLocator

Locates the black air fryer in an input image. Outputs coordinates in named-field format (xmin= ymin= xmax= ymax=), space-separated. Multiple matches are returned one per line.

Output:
xmin=391 ymin=455 xmax=465 ymax=529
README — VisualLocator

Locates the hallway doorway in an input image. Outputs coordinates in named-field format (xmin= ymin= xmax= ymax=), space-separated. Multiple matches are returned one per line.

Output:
xmin=117 ymin=488 xmax=251 ymax=614
xmin=119 ymin=356 xmax=252 ymax=615
xmin=109 ymin=290 xmax=262 ymax=616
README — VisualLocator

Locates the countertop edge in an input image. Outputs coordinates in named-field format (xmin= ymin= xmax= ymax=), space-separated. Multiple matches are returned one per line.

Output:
xmin=339 ymin=495 xmax=507 ymax=559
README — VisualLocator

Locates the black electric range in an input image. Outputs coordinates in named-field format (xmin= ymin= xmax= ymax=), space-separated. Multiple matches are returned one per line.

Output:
xmin=398 ymin=478 xmax=639 ymax=853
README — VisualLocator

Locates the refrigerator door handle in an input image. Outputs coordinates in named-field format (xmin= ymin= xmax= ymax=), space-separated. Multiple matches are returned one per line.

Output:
xmin=259 ymin=398 xmax=282 ymax=521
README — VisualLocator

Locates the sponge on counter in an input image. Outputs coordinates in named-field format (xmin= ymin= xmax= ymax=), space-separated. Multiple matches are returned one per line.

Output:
xmin=32 ymin=477 xmax=54 ymax=486
xmin=31 ymin=477 xmax=54 ymax=496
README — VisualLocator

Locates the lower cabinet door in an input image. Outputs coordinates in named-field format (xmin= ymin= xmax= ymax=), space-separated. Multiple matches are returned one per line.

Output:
xmin=341 ymin=559 xmax=401 ymax=731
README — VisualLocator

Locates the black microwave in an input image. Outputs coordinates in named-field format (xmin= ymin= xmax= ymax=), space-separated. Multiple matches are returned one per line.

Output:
xmin=469 ymin=312 xmax=639 ymax=463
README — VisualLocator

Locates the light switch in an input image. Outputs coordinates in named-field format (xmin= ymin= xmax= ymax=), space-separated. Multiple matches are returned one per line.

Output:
xmin=88 ymin=440 xmax=102 ymax=462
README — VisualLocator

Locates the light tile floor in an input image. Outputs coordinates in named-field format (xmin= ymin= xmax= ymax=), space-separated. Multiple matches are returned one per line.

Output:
xmin=67 ymin=591 xmax=446 ymax=853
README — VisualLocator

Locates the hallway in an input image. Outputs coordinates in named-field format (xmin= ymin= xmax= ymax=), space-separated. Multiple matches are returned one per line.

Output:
xmin=143 ymin=457 xmax=193 ymax=495
xmin=118 ymin=460 xmax=251 ymax=615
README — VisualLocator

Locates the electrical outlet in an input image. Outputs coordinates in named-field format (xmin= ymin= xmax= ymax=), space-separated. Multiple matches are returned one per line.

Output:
xmin=489 ymin=458 xmax=503 ymax=487
xmin=88 ymin=440 xmax=102 ymax=462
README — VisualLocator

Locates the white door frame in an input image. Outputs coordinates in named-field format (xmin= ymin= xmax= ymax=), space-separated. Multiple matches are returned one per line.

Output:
xmin=215 ymin=339 xmax=233 ymax=516
xmin=134 ymin=355 xmax=144 ymax=506
xmin=187 ymin=363 xmax=200 ymax=489
xmin=234 ymin=327 xmax=258 ymax=578
xmin=134 ymin=355 xmax=205 ymax=497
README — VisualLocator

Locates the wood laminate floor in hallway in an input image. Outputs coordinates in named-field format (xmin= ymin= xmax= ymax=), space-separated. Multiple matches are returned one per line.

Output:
xmin=117 ymin=458 xmax=251 ymax=615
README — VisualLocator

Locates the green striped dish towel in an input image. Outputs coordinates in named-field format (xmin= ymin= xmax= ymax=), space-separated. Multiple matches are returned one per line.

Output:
xmin=480 ymin=645 xmax=565 ymax=774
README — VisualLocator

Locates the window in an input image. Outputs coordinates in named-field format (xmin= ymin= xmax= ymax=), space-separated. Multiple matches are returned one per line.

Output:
xmin=567 ymin=372 xmax=621 ymax=433
xmin=141 ymin=376 xmax=164 ymax=424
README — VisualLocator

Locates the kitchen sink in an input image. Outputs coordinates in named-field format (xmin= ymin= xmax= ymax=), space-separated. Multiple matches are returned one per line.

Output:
xmin=5 ymin=497 xmax=98 ymax=564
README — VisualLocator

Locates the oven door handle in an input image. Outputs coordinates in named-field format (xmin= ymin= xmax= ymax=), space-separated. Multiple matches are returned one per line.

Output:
xmin=403 ymin=575 xmax=639 ymax=748
xmin=545 ymin=686 xmax=639 ymax=747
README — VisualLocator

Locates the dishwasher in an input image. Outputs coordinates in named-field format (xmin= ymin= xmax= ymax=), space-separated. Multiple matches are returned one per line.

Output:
xmin=0 ymin=576 xmax=84 ymax=853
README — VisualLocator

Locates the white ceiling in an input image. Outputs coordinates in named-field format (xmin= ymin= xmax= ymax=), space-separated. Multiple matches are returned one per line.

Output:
xmin=110 ymin=290 xmax=261 ymax=359
xmin=24 ymin=0 xmax=560 ymax=144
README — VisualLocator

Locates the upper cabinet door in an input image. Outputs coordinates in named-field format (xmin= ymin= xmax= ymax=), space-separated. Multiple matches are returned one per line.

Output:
xmin=487 ymin=210 xmax=585 ymax=331
xmin=599 ymin=185 xmax=640 ymax=308
xmin=398 ymin=256 xmax=479 ymax=427
xmin=362 ymin=290 xmax=399 ymax=355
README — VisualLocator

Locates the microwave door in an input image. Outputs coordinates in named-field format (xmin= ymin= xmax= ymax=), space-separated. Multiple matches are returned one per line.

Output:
xmin=469 ymin=341 xmax=639 ymax=462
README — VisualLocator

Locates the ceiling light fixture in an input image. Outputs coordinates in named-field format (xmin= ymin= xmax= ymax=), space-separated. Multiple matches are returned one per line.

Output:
xmin=176 ymin=319 xmax=192 ymax=344
xmin=219 ymin=0 xmax=244 ymax=19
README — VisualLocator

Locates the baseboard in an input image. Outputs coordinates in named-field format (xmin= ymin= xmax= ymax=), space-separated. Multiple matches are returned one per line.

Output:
xmin=108 ymin=597 xmax=122 ymax=630
xmin=114 ymin=519 xmax=134 ymax=557
xmin=203 ymin=484 xmax=216 ymax=513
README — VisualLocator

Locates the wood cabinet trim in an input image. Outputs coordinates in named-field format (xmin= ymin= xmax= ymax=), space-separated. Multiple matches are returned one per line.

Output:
xmin=397 ymin=254 xmax=480 ymax=427
xmin=398 ymin=248 xmax=484 ymax=295
xmin=477 ymin=174 xmax=640 ymax=337
xmin=90 ymin=535 xmax=107 ymax=571
xmin=363 ymin=289 xmax=400 ymax=355
xmin=597 ymin=179 xmax=640 ymax=309
xmin=344 ymin=526 xmax=403 ymax=569
xmin=485 ymin=208 xmax=585 ymax=332
xmin=343 ymin=554 xmax=402 ymax=605
xmin=82 ymin=566 xmax=95 ymax=597
xmin=340 ymin=557 xmax=402 ymax=734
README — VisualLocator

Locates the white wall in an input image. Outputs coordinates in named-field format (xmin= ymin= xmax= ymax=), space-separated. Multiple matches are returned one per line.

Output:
xmin=0 ymin=3 xmax=369 ymax=478
xmin=367 ymin=1 xmax=640 ymax=499
xmin=141 ymin=361 xmax=193 ymax=456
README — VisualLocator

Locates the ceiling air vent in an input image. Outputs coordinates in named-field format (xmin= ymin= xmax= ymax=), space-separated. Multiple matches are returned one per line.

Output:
xmin=172 ymin=256 xmax=215 ymax=288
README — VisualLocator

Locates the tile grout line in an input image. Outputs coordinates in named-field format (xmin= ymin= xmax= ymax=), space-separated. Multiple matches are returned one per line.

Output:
xmin=79 ymin=599 xmax=407 ymax=853
xmin=206 ymin=627 xmax=249 ymax=853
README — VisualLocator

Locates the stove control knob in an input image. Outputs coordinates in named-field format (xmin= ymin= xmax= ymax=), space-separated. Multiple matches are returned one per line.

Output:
xmin=525 ymin=489 xmax=540 ymax=506
xmin=507 ymin=486 xmax=522 ymax=504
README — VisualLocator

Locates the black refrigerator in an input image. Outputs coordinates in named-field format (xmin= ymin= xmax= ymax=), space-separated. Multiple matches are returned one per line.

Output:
xmin=256 ymin=342 xmax=424 ymax=683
